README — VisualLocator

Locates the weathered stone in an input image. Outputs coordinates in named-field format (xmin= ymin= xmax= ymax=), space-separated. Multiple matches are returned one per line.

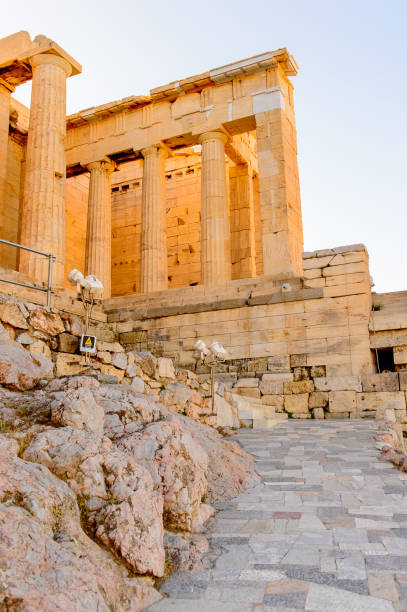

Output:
xmin=55 ymin=353 xmax=88 ymax=377
xmin=0 ymin=342 xmax=53 ymax=390
xmin=0 ymin=302 xmax=28 ymax=329
xmin=267 ymin=355 xmax=290 ymax=372
xmin=262 ymin=372 xmax=294 ymax=382
xmin=356 ymin=392 xmax=405 ymax=413
xmin=51 ymin=388 xmax=105 ymax=433
xmin=284 ymin=380 xmax=314 ymax=394
xmin=314 ymin=376 xmax=362 ymax=392
xmin=235 ymin=388 xmax=261 ymax=398
xmin=97 ymin=350 xmax=112 ymax=364
xmin=394 ymin=346 xmax=407 ymax=365
xmin=135 ymin=351 xmax=157 ymax=377
xmin=15 ymin=332 xmax=34 ymax=345
xmin=155 ymin=357 xmax=176 ymax=380
xmin=328 ymin=391 xmax=356 ymax=413
xmin=117 ymin=420 xmax=208 ymax=532
xmin=261 ymin=395 xmax=285 ymax=411
xmin=58 ymin=332 xmax=79 ymax=354
xmin=400 ymin=371 xmax=407 ymax=391
xmin=97 ymin=341 xmax=124 ymax=353
xmin=234 ymin=378 xmax=259 ymax=388
xmin=361 ymin=372 xmax=399 ymax=392
xmin=311 ymin=365 xmax=326 ymax=378
xmin=284 ymin=393 xmax=309 ymax=414
xmin=293 ymin=366 xmax=310 ymax=381
xmin=259 ymin=379 xmax=284 ymax=395
xmin=131 ymin=376 xmax=145 ymax=393
xmin=24 ymin=427 xmax=165 ymax=577
xmin=309 ymin=391 xmax=329 ymax=409
xmin=312 ymin=407 xmax=325 ymax=419
xmin=29 ymin=339 xmax=51 ymax=360
xmin=111 ymin=351 xmax=128 ymax=370
xmin=290 ymin=354 xmax=307 ymax=367
xmin=29 ymin=308 xmax=65 ymax=336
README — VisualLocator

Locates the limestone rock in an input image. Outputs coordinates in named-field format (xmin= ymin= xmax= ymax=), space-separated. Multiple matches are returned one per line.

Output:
xmin=29 ymin=338 xmax=52 ymax=360
xmin=155 ymin=357 xmax=176 ymax=380
xmin=29 ymin=308 xmax=65 ymax=336
xmin=16 ymin=331 xmax=34 ymax=345
xmin=117 ymin=420 xmax=208 ymax=532
xmin=131 ymin=376 xmax=145 ymax=393
xmin=167 ymin=412 xmax=260 ymax=503
xmin=0 ymin=342 xmax=53 ymax=390
xmin=55 ymin=353 xmax=88 ymax=377
xmin=58 ymin=332 xmax=79 ymax=353
xmin=111 ymin=351 xmax=128 ymax=370
xmin=234 ymin=377 xmax=259 ymax=388
xmin=0 ymin=302 xmax=28 ymax=329
xmin=0 ymin=435 xmax=161 ymax=610
xmin=51 ymin=387 xmax=105 ymax=433
xmin=284 ymin=393 xmax=309 ymax=414
xmin=328 ymin=391 xmax=356 ymax=413
xmin=164 ymin=531 xmax=210 ymax=572
xmin=134 ymin=351 xmax=157 ymax=377
xmin=24 ymin=427 xmax=165 ymax=577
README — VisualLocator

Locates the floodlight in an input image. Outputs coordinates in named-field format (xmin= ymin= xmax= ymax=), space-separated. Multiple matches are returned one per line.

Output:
xmin=209 ymin=341 xmax=228 ymax=362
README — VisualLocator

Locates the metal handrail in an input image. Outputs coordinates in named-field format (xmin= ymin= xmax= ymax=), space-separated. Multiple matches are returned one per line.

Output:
xmin=0 ymin=239 xmax=56 ymax=308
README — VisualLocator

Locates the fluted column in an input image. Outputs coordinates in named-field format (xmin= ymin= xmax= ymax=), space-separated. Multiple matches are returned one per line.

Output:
xmin=198 ymin=131 xmax=231 ymax=286
xmin=85 ymin=159 xmax=115 ymax=298
xmin=139 ymin=145 xmax=168 ymax=293
xmin=19 ymin=53 xmax=71 ymax=285
xmin=0 ymin=83 xmax=11 ymax=266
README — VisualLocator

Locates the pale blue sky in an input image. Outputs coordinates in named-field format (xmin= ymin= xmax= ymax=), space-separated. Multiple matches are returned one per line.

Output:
xmin=3 ymin=0 xmax=406 ymax=293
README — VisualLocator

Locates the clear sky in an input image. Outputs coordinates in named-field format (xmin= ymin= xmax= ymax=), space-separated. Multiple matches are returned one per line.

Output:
xmin=2 ymin=0 xmax=406 ymax=293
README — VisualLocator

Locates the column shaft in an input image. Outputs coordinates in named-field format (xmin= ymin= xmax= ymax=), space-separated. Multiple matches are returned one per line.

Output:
xmin=0 ymin=84 xmax=11 ymax=265
xmin=139 ymin=145 xmax=168 ymax=293
xmin=85 ymin=160 xmax=114 ymax=298
xmin=199 ymin=131 xmax=231 ymax=286
xmin=19 ymin=54 xmax=71 ymax=285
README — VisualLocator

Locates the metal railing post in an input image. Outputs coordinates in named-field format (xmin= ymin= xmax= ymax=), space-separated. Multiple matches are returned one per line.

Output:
xmin=47 ymin=255 xmax=55 ymax=309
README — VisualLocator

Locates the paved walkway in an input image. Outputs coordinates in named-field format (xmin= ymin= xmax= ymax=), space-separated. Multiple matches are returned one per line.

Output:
xmin=148 ymin=420 xmax=407 ymax=611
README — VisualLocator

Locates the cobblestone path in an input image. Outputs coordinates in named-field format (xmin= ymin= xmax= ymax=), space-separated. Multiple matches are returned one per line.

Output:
xmin=148 ymin=420 xmax=407 ymax=611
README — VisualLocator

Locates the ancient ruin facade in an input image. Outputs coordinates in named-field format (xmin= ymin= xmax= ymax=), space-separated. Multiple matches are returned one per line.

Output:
xmin=1 ymin=29 xmax=407 ymax=419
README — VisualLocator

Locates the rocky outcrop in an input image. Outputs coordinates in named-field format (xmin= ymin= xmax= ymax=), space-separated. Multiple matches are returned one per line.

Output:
xmin=23 ymin=426 xmax=165 ymax=576
xmin=117 ymin=420 xmax=208 ymax=531
xmin=0 ymin=436 xmax=161 ymax=611
xmin=0 ymin=342 xmax=53 ymax=391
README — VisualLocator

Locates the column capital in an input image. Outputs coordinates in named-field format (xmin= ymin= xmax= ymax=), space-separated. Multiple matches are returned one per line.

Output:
xmin=141 ymin=144 xmax=168 ymax=159
xmin=30 ymin=53 xmax=72 ymax=77
xmin=198 ymin=131 xmax=228 ymax=146
xmin=87 ymin=158 xmax=116 ymax=173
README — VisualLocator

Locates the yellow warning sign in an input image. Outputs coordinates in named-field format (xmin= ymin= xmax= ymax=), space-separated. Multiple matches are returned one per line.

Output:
xmin=80 ymin=334 xmax=97 ymax=353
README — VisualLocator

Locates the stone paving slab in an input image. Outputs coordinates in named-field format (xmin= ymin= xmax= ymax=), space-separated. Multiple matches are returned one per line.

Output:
xmin=148 ymin=421 xmax=407 ymax=611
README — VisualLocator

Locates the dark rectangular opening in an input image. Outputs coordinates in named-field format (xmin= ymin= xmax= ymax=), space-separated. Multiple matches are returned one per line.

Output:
xmin=375 ymin=348 xmax=395 ymax=373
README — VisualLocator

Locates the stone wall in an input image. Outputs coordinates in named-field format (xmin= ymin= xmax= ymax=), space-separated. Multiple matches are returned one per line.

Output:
xmin=107 ymin=244 xmax=375 ymax=377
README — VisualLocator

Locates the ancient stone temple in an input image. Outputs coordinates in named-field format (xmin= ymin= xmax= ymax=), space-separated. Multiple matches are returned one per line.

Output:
xmin=2 ymin=30 xmax=407 ymax=421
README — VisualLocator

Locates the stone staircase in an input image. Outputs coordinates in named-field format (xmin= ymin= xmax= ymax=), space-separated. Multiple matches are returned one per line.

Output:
xmin=231 ymin=392 xmax=287 ymax=429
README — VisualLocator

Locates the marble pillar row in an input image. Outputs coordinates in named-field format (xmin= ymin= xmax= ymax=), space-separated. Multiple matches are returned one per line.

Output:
xmin=139 ymin=145 xmax=168 ymax=293
xmin=85 ymin=159 xmax=115 ymax=298
xmin=198 ymin=131 xmax=231 ymax=286
xmin=20 ymin=54 xmax=71 ymax=285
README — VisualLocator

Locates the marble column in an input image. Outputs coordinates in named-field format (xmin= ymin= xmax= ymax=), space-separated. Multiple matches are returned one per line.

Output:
xmin=0 ymin=82 xmax=11 ymax=266
xmin=139 ymin=145 xmax=168 ymax=293
xmin=19 ymin=53 xmax=71 ymax=285
xmin=198 ymin=131 xmax=231 ymax=286
xmin=85 ymin=159 xmax=115 ymax=298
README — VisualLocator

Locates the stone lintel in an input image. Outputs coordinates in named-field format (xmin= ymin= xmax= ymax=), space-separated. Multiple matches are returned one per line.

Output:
xmin=0 ymin=32 xmax=81 ymax=89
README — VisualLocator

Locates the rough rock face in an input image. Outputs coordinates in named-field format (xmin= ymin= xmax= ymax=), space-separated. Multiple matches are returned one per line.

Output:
xmin=0 ymin=436 xmax=161 ymax=611
xmin=117 ymin=420 xmax=208 ymax=531
xmin=51 ymin=387 xmax=105 ymax=433
xmin=24 ymin=426 xmax=165 ymax=577
xmin=0 ymin=342 xmax=53 ymax=390
xmin=167 ymin=412 xmax=260 ymax=502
